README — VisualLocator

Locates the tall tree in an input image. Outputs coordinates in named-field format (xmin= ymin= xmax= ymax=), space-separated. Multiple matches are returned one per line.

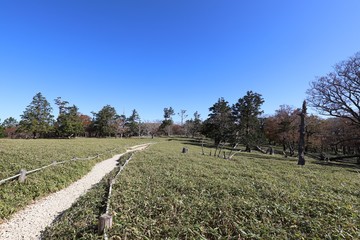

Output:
xmin=126 ymin=109 xmax=141 ymax=136
xmin=18 ymin=92 xmax=54 ymax=138
xmin=184 ymin=111 xmax=202 ymax=137
xmin=232 ymin=91 xmax=265 ymax=151
xmin=178 ymin=109 xmax=188 ymax=126
xmin=307 ymin=52 xmax=360 ymax=125
xmin=160 ymin=107 xmax=175 ymax=136
xmin=56 ymin=104 xmax=84 ymax=137
xmin=92 ymin=105 xmax=117 ymax=137
xmin=298 ymin=101 xmax=307 ymax=165
xmin=275 ymin=105 xmax=300 ymax=155
xmin=54 ymin=97 xmax=69 ymax=115
xmin=202 ymin=98 xmax=233 ymax=145
xmin=164 ymin=107 xmax=175 ymax=120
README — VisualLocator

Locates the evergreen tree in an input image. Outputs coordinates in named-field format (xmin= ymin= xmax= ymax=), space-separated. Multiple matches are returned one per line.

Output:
xmin=202 ymin=98 xmax=233 ymax=145
xmin=18 ymin=92 xmax=54 ymax=138
xmin=126 ymin=109 xmax=141 ymax=136
xmin=92 ymin=105 xmax=117 ymax=137
xmin=160 ymin=107 xmax=175 ymax=136
xmin=56 ymin=105 xmax=84 ymax=137
xmin=232 ymin=91 xmax=265 ymax=151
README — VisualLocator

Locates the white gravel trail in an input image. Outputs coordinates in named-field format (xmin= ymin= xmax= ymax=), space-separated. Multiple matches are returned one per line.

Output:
xmin=0 ymin=144 xmax=149 ymax=240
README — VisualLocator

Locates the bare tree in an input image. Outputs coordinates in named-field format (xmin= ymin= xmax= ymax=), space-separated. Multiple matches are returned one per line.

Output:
xmin=178 ymin=109 xmax=188 ymax=126
xmin=307 ymin=52 xmax=360 ymax=125
xmin=142 ymin=121 xmax=161 ymax=138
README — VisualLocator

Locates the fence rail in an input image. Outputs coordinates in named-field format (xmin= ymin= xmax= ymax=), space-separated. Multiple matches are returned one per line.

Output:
xmin=98 ymin=152 xmax=136 ymax=239
xmin=0 ymin=147 xmax=119 ymax=186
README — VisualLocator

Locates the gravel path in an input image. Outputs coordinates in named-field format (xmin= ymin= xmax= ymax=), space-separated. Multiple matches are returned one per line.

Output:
xmin=0 ymin=144 xmax=149 ymax=240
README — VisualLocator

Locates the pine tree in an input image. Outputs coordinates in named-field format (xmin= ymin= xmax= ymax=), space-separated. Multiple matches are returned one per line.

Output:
xmin=232 ymin=91 xmax=264 ymax=152
xmin=19 ymin=92 xmax=54 ymax=138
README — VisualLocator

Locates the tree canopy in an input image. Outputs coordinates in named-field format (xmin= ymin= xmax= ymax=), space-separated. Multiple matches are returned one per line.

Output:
xmin=232 ymin=91 xmax=265 ymax=151
xmin=307 ymin=52 xmax=360 ymax=125
xmin=202 ymin=97 xmax=233 ymax=145
xmin=18 ymin=92 xmax=54 ymax=138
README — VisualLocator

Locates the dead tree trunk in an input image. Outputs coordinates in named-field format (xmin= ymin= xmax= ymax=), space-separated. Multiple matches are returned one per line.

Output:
xmin=228 ymin=143 xmax=238 ymax=158
xmin=298 ymin=101 xmax=306 ymax=165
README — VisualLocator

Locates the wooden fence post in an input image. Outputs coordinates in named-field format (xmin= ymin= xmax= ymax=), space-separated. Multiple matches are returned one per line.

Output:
xmin=98 ymin=214 xmax=113 ymax=234
xmin=19 ymin=169 xmax=27 ymax=183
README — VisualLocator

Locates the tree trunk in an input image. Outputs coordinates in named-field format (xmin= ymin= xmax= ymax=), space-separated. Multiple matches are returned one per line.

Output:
xmin=298 ymin=101 xmax=306 ymax=166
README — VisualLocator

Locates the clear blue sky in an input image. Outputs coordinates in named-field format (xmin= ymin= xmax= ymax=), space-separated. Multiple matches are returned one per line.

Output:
xmin=1 ymin=0 xmax=359 ymax=123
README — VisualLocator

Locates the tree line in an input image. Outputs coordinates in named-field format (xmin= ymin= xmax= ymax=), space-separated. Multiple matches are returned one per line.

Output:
xmin=0 ymin=93 xmax=144 ymax=138
xmin=1 ymin=52 xmax=360 ymax=163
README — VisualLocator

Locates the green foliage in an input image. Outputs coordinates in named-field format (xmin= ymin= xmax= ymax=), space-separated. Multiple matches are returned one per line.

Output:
xmin=1 ymin=117 xmax=18 ymax=128
xmin=163 ymin=107 xmax=175 ymax=120
xmin=232 ymin=91 xmax=265 ymax=149
xmin=56 ymin=105 xmax=84 ymax=137
xmin=159 ymin=107 xmax=175 ymax=136
xmin=126 ymin=109 xmax=140 ymax=136
xmin=202 ymin=97 xmax=234 ymax=144
xmin=18 ymin=92 xmax=54 ymax=138
xmin=0 ymin=138 xmax=152 ymax=221
xmin=0 ymin=125 xmax=4 ymax=138
xmin=92 ymin=105 xmax=117 ymax=137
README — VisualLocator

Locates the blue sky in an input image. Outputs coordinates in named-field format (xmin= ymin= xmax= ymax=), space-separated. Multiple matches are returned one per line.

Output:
xmin=0 ymin=0 xmax=359 ymax=123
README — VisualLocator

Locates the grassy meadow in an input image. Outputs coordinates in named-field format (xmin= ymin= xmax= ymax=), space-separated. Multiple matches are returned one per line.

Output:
xmin=42 ymin=138 xmax=360 ymax=239
xmin=0 ymin=138 xmax=153 ymax=221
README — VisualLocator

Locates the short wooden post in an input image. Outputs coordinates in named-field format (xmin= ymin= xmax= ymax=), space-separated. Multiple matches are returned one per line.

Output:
xmin=98 ymin=214 xmax=113 ymax=235
xmin=269 ymin=147 xmax=274 ymax=155
xmin=182 ymin=148 xmax=188 ymax=153
xmin=19 ymin=169 xmax=27 ymax=183
xmin=223 ymin=152 xmax=226 ymax=159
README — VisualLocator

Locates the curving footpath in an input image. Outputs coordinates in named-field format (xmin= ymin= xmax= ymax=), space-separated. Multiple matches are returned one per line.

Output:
xmin=0 ymin=144 xmax=150 ymax=240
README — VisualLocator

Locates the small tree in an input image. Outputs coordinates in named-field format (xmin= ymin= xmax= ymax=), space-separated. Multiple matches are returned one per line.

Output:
xmin=18 ymin=92 xmax=54 ymax=138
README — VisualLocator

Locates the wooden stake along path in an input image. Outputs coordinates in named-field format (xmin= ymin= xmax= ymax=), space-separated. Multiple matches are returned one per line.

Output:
xmin=0 ymin=144 xmax=150 ymax=240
